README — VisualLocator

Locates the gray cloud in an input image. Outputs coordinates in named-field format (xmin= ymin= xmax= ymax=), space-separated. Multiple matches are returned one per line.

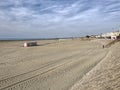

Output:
xmin=0 ymin=0 xmax=120 ymax=39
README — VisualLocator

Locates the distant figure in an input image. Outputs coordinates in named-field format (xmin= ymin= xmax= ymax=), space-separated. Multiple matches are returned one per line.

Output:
xmin=102 ymin=45 xmax=104 ymax=49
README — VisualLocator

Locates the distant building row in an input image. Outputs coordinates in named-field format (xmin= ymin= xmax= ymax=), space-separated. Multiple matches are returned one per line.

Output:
xmin=96 ymin=31 xmax=120 ymax=40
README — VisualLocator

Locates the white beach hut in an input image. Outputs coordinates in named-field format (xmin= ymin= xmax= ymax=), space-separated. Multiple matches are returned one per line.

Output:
xmin=24 ymin=41 xmax=37 ymax=47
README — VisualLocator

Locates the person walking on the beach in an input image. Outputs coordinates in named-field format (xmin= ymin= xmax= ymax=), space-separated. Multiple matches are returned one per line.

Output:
xmin=103 ymin=45 xmax=104 ymax=49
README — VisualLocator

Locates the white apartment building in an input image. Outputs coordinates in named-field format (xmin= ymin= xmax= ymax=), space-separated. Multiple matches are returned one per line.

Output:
xmin=100 ymin=31 xmax=120 ymax=40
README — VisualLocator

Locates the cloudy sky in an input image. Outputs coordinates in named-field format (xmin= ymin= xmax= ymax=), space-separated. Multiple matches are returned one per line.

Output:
xmin=0 ymin=0 xmax=120 ymax=39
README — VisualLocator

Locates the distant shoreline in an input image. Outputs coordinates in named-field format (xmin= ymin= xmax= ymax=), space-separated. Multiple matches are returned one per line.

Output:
xmin=0 ymin=37 xmax=84 ymax=41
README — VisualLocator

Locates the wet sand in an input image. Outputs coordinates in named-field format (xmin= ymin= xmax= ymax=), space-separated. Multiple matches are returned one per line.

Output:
xmin=0 ymin=39 xmax=111 ymax=90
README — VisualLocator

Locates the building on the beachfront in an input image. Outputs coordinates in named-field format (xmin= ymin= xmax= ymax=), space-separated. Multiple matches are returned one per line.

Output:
xmin=100 ymin=30 xmax=120 ymax=40
xmin=111 ymin=36 xmax=117 ymax=40
xmin=90 ymin=35 xmax=96 ymax=38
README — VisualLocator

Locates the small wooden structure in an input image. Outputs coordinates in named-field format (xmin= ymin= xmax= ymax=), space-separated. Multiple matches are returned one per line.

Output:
xmin=24 ymin=41 xmax=37 ymax=47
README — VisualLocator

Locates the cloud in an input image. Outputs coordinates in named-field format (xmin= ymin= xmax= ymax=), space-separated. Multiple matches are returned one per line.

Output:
xmin=0 ymin=0 xmax=120 ymax=38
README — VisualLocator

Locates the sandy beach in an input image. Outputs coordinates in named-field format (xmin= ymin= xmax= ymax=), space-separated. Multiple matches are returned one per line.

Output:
xmin=0 ymin=39 xmax=113 ymax=90
xmin=70 ymin=40 xmax=120 ymax=90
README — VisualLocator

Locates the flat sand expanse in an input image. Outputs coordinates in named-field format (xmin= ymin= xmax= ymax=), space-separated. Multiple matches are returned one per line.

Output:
xmin=0 ymin=39 xmax=111 ymax=90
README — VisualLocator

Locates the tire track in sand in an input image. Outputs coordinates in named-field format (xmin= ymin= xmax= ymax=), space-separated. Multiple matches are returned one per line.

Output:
xmin=0 ymin=49 xmax=93 ymax=90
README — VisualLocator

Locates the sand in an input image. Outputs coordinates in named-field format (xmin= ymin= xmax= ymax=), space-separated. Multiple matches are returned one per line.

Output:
xmin=0 ymin=39 xmax=112 ymax=90
xmin=70 ymin=41 xmax=120 ymax=90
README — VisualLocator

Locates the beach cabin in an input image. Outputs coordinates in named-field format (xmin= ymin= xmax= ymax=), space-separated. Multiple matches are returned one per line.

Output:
xmin=24 ymin=41 xmax=37 ymax=47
